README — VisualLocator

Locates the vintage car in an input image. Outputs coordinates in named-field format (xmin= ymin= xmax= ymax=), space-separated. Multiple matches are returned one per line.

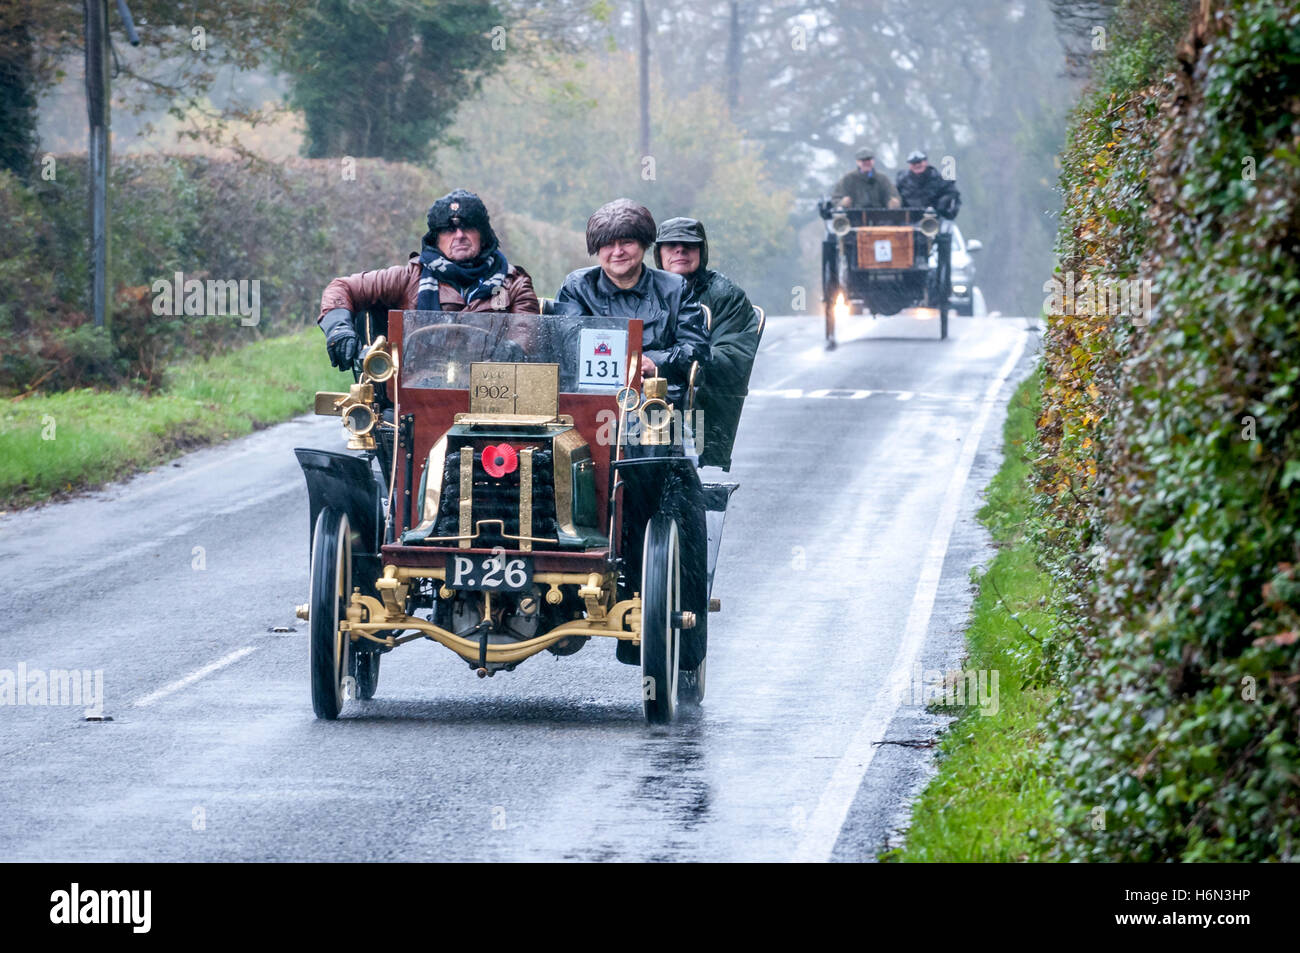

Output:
xmin=294 ymin=309 xmax=738 ymax=724
xmin=817 ymin=200 xmax=956 ymax=345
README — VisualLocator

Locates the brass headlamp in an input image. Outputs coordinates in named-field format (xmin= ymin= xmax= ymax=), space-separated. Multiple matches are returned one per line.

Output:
xmin=637 ymin=376 xmax=673 ymax=446
xmin=313 ymin=335 xmax=398 ymax=451
xmin=361 ymin=335 xmax=398 ymax=382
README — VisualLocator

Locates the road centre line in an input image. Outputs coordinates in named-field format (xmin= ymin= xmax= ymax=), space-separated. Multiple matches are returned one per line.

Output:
xmin=132 ymin=646 xmax=260 ymax=708
xmin=791 ymin=330 xmax=1029 ymax=863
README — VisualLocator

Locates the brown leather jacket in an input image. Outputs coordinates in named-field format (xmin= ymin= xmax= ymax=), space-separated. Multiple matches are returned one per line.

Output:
xmin=317 ymin=253 xmax=539 ymax=324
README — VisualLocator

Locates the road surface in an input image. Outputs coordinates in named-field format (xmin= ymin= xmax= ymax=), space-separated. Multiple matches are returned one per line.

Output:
xmin=0 ymin=311 xmax=1036 ymax=861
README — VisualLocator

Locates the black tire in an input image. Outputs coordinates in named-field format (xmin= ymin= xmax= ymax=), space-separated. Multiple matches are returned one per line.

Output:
xmin=936 ymin=234 xmax=952 ymax=340
xmin=641 ymin=513 xmax=681 ymax=724
xmin=822 ymin=246 xmax=838 ymax=347
xmin=350 ymin=648 xmax=380 ymax=700
xmin=309 ymin=507 xmax=350 ymax=720
xmin=678 ymin=656 xmax=706 ymax=706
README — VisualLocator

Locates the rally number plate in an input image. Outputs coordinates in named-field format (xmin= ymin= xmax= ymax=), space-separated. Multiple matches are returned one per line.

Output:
xmin=445 ymin=553 xmax=533 ymax=592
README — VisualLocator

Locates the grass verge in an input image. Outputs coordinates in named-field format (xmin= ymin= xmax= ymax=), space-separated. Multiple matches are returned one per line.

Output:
xmin=882 ymin=369 xmax=1060 ymax=862
xmin=0 ymin=328 xmax=351 ymax=510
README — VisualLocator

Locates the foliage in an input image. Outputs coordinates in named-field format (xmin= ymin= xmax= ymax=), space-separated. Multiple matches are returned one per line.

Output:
xmin=5 ymin=0 xmax=315 ymax=153
xmin=590 ymin=0 xmax=1076 ymax=315
xmin=0 ymin=6 xmax=37 ymax=177
xmin=1038 ymin=0 xmax=1300 ymax=861
xmin=437 ymin=55 xmax=798 ymax=307
xmin=278 ymin=0 xmax=504 ymax=161
xmin=0 ymin=154 xmax=581 ymax=395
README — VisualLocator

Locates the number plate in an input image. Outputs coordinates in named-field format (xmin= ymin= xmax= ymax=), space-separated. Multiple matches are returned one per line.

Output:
xmin=577 ymin=328 xmax=628 ymax=388
xmin=445 ymin=553 xmax=533 ymax=591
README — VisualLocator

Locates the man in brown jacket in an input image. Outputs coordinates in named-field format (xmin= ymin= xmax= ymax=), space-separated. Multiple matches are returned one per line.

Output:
xmin=318 ymin=189 xmax=539 ymax=370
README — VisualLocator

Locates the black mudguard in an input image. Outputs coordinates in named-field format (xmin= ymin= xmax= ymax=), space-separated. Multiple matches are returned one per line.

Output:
xmin=702 ymin=482 xmax=739 ymax=599
xmin=294 ymin=448 xmax=383 ymax=560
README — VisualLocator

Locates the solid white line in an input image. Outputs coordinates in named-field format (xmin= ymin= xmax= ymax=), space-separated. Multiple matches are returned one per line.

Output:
xmin=132 ymin=646 xmax=260 ymax=708
xmin=791 ymin=330 xmax=1029 ymax=863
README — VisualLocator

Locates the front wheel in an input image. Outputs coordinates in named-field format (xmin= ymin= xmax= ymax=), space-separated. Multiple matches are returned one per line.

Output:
xmin=640 ymin=514 xmax=681 ymax=724
xmin=935 ymin=234 xmax=952 ymax=340
xmin=822 ymin=248 xmax=838 ymax=348
xmin=309 ymin=508 xmax=351 ymax=719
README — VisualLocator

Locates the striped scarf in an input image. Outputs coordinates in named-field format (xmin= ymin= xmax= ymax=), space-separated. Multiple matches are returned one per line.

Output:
xmin=415 ymin=244 xmax=509 ymax=310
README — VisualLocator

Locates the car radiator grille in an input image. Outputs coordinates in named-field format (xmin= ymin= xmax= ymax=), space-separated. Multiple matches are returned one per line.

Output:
xmin=432 ymin=445 xmax=559 ymax=547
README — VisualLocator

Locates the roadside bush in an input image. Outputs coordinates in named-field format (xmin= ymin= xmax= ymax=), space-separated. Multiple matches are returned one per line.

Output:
xmin=1040 ymin=0 xmax=1300 ymax=861
xmin=0 ymin=155 xmax=583 ymax=396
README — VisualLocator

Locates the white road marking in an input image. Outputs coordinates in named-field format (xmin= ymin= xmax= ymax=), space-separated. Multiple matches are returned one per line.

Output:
xmin=806 ymin=388 xmax=871 ymax=399
xmin=791 ymin=330 xmax=1029 ymax=863
xmin=748 ymin=387 xmax=972 ymax=402
xmin=132 ymin=646 xmax=259 ymax=708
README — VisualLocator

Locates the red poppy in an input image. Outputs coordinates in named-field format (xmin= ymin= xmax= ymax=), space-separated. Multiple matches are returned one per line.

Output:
xmin=481 ymin=443 xmax=518 ymax=478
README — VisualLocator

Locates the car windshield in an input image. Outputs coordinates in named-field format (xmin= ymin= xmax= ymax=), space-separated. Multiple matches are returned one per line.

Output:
xmin=400 ymin=310 xmax=634 ymax=394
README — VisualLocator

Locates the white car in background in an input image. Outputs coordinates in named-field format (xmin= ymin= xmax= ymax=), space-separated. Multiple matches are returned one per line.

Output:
xmin=929 ymin=223 xmax=982 ymax=315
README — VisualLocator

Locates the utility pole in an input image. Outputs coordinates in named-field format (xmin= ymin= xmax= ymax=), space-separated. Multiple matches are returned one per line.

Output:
xmin=638 ymin=0 xmax=650 ymax=158
xmin=83 ymin=0 xmax=138 ymax=332
xmin=725 ymin=1 xmax=741 ymax=115
xmin=85 ymin=0 xmax=109 ymax=330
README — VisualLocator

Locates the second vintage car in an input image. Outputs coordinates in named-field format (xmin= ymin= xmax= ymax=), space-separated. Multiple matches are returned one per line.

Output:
xmin=818 ymin=200 xmax=976 ymax=344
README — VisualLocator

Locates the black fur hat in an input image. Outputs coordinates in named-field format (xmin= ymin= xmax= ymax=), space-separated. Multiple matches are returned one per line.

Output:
xmin=423 ymin=189 xmax=498 ymax=251
xmin=585 ymin=199 xmax=656 ymax=255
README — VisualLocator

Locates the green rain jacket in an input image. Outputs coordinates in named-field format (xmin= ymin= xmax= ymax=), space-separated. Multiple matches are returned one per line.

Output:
xmin=654 ymin=217 xmax=760 ymax=471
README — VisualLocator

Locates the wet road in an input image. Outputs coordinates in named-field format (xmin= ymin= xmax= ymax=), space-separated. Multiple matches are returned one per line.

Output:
xmin=0 ymin=312 xmax=1036 ymax=861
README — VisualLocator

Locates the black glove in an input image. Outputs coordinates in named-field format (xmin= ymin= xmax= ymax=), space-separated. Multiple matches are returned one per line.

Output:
xmin=323 ymin=314 xmax=358 ymax=370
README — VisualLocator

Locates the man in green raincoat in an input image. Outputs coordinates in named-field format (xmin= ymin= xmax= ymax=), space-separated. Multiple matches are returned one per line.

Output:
xmin=654 ymin=217 xmax=760 ymax=471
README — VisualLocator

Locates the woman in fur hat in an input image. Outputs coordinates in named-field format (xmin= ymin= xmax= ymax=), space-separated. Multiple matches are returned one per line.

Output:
xmin=553 ymin=199 xmax=707 ymax=409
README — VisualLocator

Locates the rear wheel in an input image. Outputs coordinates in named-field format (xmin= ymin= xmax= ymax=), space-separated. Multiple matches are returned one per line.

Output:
xmin=350 ymin=648 xmax=380 ymax=700
xmin=309 ymin=508 xmax=350 ymax=719
xmin=678 ymin=656 xmax=706 ymax=706
xmin=640 ymin=514 xmax=681 ymax=724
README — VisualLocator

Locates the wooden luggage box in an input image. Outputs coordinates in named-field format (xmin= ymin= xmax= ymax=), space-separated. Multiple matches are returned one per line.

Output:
xmin=854 ymin=226 xmax=914 ymax=269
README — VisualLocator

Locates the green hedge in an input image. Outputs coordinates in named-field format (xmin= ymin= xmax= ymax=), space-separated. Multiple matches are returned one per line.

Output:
xmin=0 ymin=155 xmax=585 ymax=396
xmin=1040 ymin=0 xmax=1300 ymax=861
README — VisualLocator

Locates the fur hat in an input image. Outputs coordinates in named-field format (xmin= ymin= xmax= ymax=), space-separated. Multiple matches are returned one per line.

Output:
xmin=423 ymin=189 xmax=498 ymax=251
xmin=585 ymin=199 xmax=656 ymax=255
